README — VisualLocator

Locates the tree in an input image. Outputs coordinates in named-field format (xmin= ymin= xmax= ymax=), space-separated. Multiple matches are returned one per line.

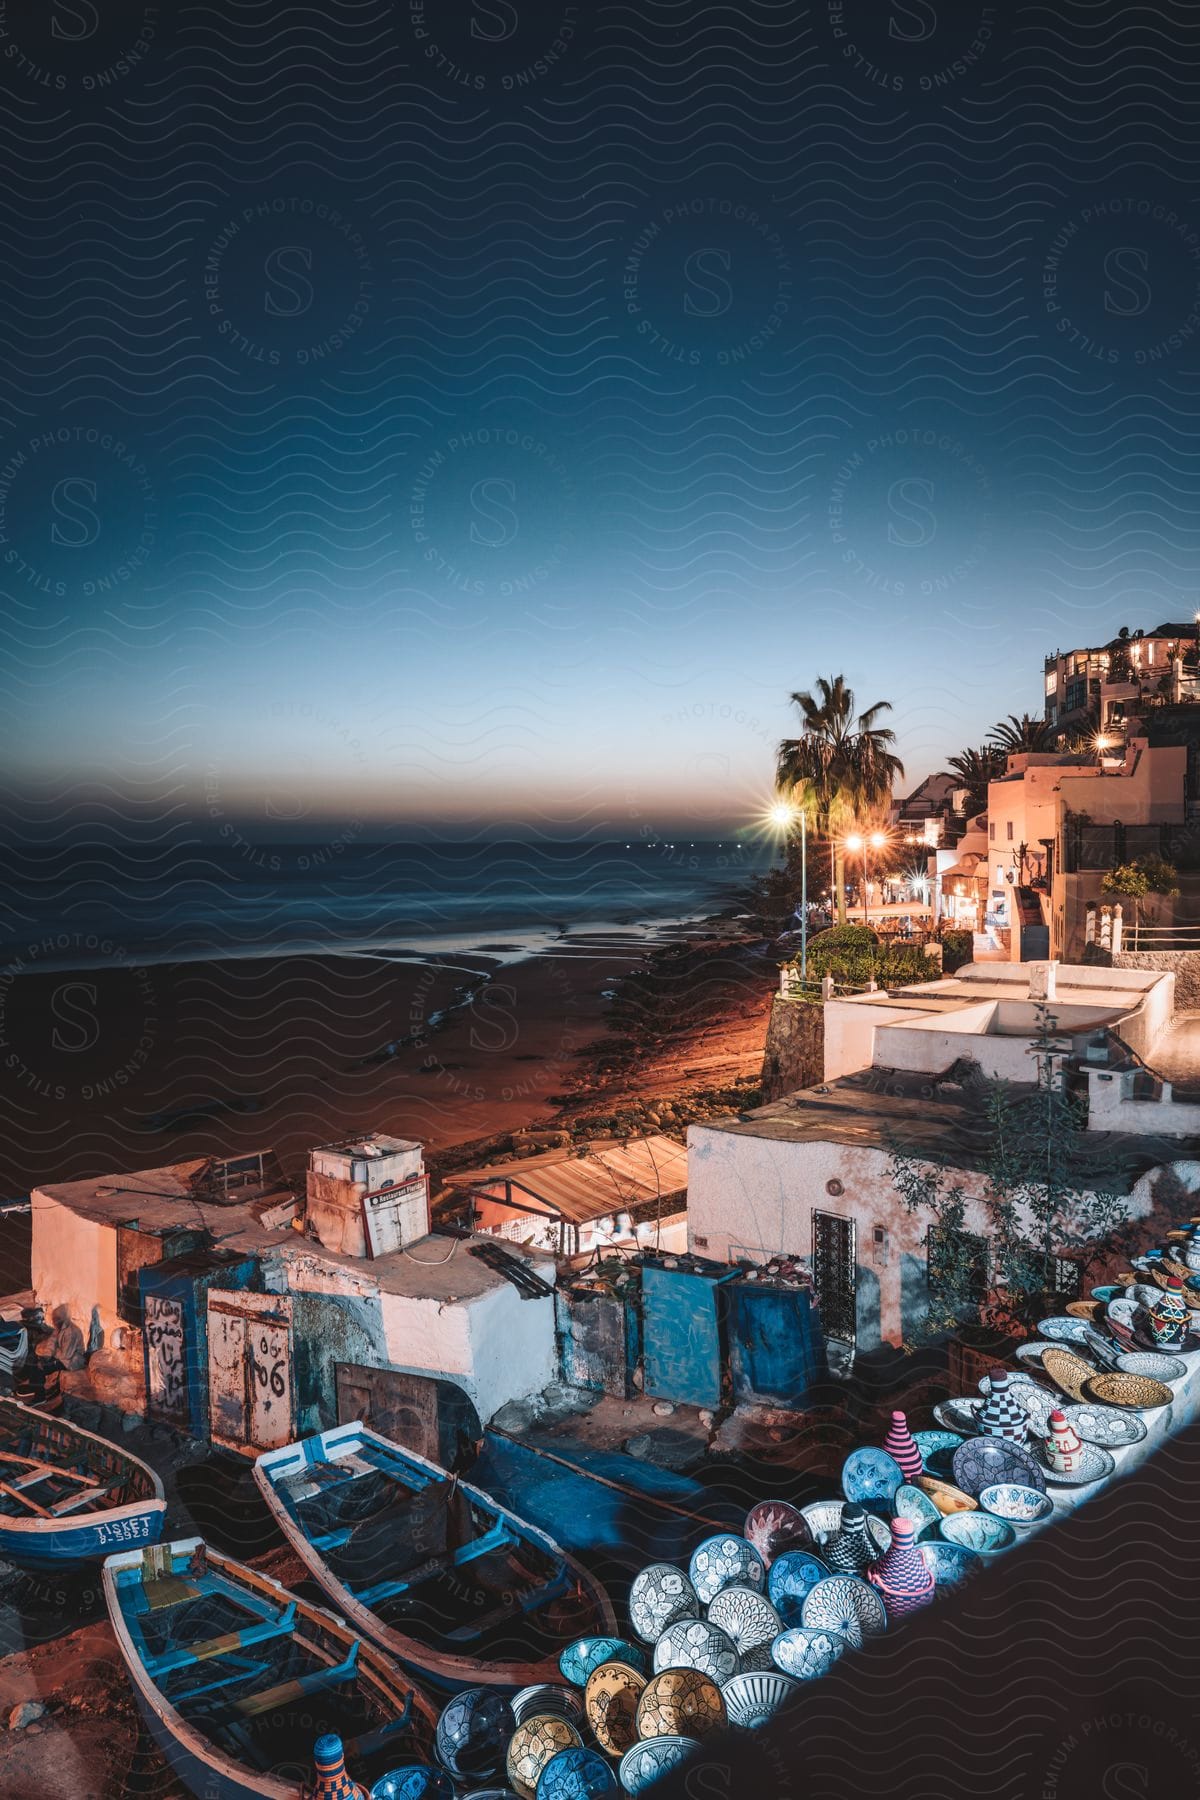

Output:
xmin=987 ymin=712 xmax=1054 ymax=756
xmin=1100 ymin=856 xmax=1179 ymax=939
xmin=890 ymin=1010 xmax=1131 ymax=1343
xmin=776 ymin=676 xmax=904 ymax=924
xmin=942 ymin=746 xmax=1003 ymax=817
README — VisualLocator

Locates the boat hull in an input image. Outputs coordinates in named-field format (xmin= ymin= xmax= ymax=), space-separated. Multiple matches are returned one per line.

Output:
xmin=255 ymin=1422 xmax=617 ymax=1694
xmin=0 ymin=1498 xmax=164 ymax=1568
xmin=0 ymin=1398 xmax=165 ymax=1568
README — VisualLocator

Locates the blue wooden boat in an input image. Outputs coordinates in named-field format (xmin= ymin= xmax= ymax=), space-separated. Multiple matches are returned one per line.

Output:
xmin=0 ymin=1396 xmax=164 ymax=1566
xmin=254 ymin=1421 xmax=617 ymax=1692
xmin=103 ymin=1536 xmax=439 ymax=1799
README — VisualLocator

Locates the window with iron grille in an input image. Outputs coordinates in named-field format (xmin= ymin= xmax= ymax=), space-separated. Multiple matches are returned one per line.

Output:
xmin=927 ymin=1225 xmax=988 ymax=1304
xmin=1053 ymin=1257 xmax=1082 ymax=1300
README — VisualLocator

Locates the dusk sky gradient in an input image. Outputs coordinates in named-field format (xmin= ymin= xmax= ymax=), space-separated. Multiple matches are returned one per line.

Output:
xmin=3 ymin=0 xmax=1200 ymax=840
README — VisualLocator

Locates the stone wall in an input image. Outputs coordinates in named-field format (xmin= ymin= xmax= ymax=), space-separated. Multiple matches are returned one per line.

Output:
xmin=760 ymin=995 xmax=824 ymax=1100
xmin=1114 ymin=949 xmax=1200 ymax=1009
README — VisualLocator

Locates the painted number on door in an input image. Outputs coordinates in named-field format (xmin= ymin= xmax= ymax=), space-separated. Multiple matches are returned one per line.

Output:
xmin=248 ymin=1319 xmax=292 ymax=1449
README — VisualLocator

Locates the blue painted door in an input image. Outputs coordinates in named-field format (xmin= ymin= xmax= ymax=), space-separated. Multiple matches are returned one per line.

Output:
xmin=729 ymin=1282 xmax=827 ymax=1405
xmin=641 ymin=1262 xmax=734 ymax=1408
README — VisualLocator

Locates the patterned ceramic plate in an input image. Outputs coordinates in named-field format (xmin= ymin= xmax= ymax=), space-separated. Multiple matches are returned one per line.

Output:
xmin=952 ymin=1435 xmax=1046 ymax=1498
xmin=766 ymin=1550 xmax=832 ymax=1625
xmin=913 ymin=1475 xmax=978 ymax=1516
xmin=798 ymin=1502 xmax=891 ymax=1554
xmin=1029 ymin=1438 xmax=1116 ymax=1486
xmin=933 ymin=1398 xmax=983 ymax=1436
xmin=919 ymin=1540 xmax=980 ymax=1585
xmin=893 ymin=1483 xmax=943 ymax=1533
xmin=1128 ymin=1322 xmax=1200 ymax=1356
xmin=1014 ymin=1342 xmax=1050 ymax=1367
xmin=584 ymin=1662 xmax=646 ymax=1758
xmin=1040 ymin=1347 xmax=1097 ymax=1402
xmin=719 ymin=1670 xmax=799 ymax=1729
xmin=1114 ymin=1350 xmax=1186 ymax=1381
xmin=1059 ymin=1402 xmax=1147 ymax=1448
xmin=978 ymin=1482 xmax=1055 ymax=1525
xmin=618 ymin=1736 xmax=700 ymax=1797
xmin=841 ymin=1446 xmax=904 ymax=1508
xmin=560 ymin=1636 xmax=647 ymax=1688
xmin=743 ymin=1500 xmax=811 ymax=1567
xmin=938 ymin=1510 xmax=1015 ymax=1552
xmin=801 ymin=1574 xmax=888 ymax=1641
xmin=688 ymin=1536 xmax=764 ymax=1607
xmin=978 ymin=1372 xmax=1057 ymax=1435
xmin=628 ymin=1566 xmax=699 ymax=1645
xmin=636 ymin=1669 xmax=727 ymax=1742
xmin=1066 ymin=1300 xmax=1105 ymax=1321
xmin=1084 ymin=1371 xmax=1174 ymax=1410
xmin=706 ymin=1587 xmax=782 ymax=1657
xmin=913 ymin=1429 xmax=964 ymax=1459
xmin=770 ymin=1624 xmax=849 ymax=1681
xmin=1038 ymin=1315 xmax=1092 ymax=1343
xmin=1106 ymin=1296 xmax=1139 ymax=1336
xmin=652 ymin=1618 xmax=740 ymax=1684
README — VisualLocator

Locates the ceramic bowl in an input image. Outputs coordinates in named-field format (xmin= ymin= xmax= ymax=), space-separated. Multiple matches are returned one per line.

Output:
xmin=919 ymin=1540 xmax=980 ymax=1585
xmin=893 ymin=1482 xmax=943 ymax=1533
xmin=913 ymin=1475 xmax=978 ymax=1516
xmin=770 ymin=1624 xmax=850 ymax=1680
xmin=798 ymin=1501 xmax=892 ymax=1553
xmin=743 ymin=1500 xmax=811 ymax=1566
xmin=801 ymin=1573 xmax=888 ymax=1641
xmin=1114 ymin=1350 xmax=1186 ymax=1382
xmin=583 ymin=1662 xmax=645 ymax=1759
xmin=706 ymin=1586 xmax=782 ymax=1656
xmin=1031 ymin=1438 xmax=1116 ymax=1487
xmin=505 ymin=1716 xmax=582 ymax=1800
xmin=979 ymin=1482 xmax=1055 ymax=1525
xmin=939 ymin=1510 xmax=1015 ymax=1553
xmin=652 ymin=1618 xmax=740 ymax=1685
xmin=688 ymin=1535 xmax=765 ymax=1606
xmin=618 ymin=1737 xmax=700 ymax=1797
xmin=933 ymin=1398 xmax=983 ymax=1436
xmin=628 ymin=1565 xmax=699 ymax=1644
xmin=635 ymin=1668 xmax=727 ymax=1741
xmin=434 ymin=1688 xmax=516 ymax=1784
xmin=1090 ymin=1285 xmax=1122 ymax=1303
xmin=510 ymin=1685 xmax=582 ymax=1728
xmin=559 ymin=1637 xmax=647 ymax=1688
xmin=841 ymin=1446 xmax=904 ymax=1508
xmin=370 ymin=1769 xmax=453 ymax=1800
xmin=718 ymin=1670 xmax=799 ymax=1729
xmin=765 ymin=1549 xmax=832 ymax=1625
xmin=534 ymin=1747 xmax=617 ymax=1800
xmin=1058 ymin=1402 xmax=1146 ymax=1448
xmin=1038 ymin=1315 xmax=1091 ymax=1343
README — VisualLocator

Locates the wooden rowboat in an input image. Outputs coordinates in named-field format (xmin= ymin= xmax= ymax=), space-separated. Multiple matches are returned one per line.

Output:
xmin=0 ymin=1397 xmax=164 ymax=1566
xmin=254 ymin=1420 xmax=617 ymax=1692
xmin=103 ymin=1536 xmax=439 ymax=1800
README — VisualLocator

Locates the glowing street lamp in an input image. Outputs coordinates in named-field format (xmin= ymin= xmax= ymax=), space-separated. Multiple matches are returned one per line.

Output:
xmin=767 ymin=796 xmax=808 ymax=980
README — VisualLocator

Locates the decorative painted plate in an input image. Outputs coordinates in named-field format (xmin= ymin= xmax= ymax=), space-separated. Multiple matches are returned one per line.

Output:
xmin=559 ymin=1637 xmax=647 ymax=1688
xmin=536 ymin=1748 xmax=617 ymax=1800
xmin=628 ymin=1565 xmax=699 ymax=1644
xmin=1038 ymin=1316 xmax=1092 ymax=1343
xmin=583 ymin=1662 xmax=645 ymax=1758
xmin=1030 ymin=1438 xmax=1116 ymax=1486
xmin=841 ymin=1446 xmax=904 ymax=1508
xmin=1084 ymin=1371 xmax=1174 ymax=1410
xmin=801 ymin=1574 xmax=888 ymax=1641
xmin=370 ymin=1770 xmax=452 ymax=1800
xmin=511 ymin=1685 xmax=582 ymax=1727
xmin=913 ymin=1429 xmax=964 ymax=1459
xmin=919 ymin=1540 xmax=980 ymax=1585
xmin=978 ymin=1482 xmax=1054 ymax=1525
xmin=706 ymin=1586 xmax=783 ymax=1657
xmin=506 ymin=1716 xmax=582 ymax=1800
xmin=798 ymin=1502 xmax=891 ymax=1554
xmin=1065 ymin=1300 xmax=1105 ymax=1322
xmin=635 ymin=1669 xmax=727 ymax=1742
xmin=1059 ymin=1402 xmax=1146 ymax=1448
xmin=938 ymin=1510 xmax=1015 ymax=1553
xmin=1106 ymin=1296 xmax=1139 ymax=1337
xmin=1114 ymin=1350 xmax=1186 ymax=1381
xmin=719 ymin=1671 xmax=798 ymax=1730
xmin=743 ymin=1500 xmax=811 ymax=1566
xmin=1089 ymin=1285 xmax=1123 ymax=1303
xmin=1040 ymin=1347 xmax=1097 ymax=1402
xmin=766 ymin=1550 xmax=832 ymax=1624
xmin=913 ymin=1475 xmax=978 ymax=1516
xmin=618 ymin=1737 xmax=700 ymax=1797
xmin=933 ymin=1398 xmax=983 ymax=1436
xmin=688 ymin=1536 xmax=764 ymax=1606
xmin=652 ymin=1618 xmax=740 ymax=1685
xmin=770 ymin=1624 xmax=849 ymax=1681
xmin=893 ymin=1482 xmax=943 ymax=1534
xmin=951 ymin=1435 xmax=1046 ymax=1499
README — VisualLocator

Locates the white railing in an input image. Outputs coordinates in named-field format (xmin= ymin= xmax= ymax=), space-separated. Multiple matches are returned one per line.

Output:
xmin=1126 ymin=922 xmax=1200 ymax=951
xmin=1084 ymin=902 xmax=1123 ymax=954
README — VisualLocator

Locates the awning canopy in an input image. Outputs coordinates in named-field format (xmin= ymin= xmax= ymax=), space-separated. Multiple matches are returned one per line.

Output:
xmin=444 ymin=1135 xmax=688 ymax=1227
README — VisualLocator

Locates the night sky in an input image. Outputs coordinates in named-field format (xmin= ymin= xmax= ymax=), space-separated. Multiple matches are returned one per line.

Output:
xmin=2 ymin=0 xmax=1199 ymax=838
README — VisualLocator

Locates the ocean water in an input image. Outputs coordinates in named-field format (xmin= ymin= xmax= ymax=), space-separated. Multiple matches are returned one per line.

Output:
xmin=0 ymin=838 xmax=768 ymax=972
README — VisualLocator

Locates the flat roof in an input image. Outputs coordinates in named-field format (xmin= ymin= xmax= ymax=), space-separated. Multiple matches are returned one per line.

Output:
xmin=312 ymin=1135 xmax=422 ymax=1158
xmin=279 ymin=1232 xmax=554 ymax=1304
xmin=692 ymin=1068 xmax=1182 ymax=1193
xmin=33 ymin=1155 xmax=297 ymax=1242
xmin=444 ymin=1135 xmax=688 ymax=1226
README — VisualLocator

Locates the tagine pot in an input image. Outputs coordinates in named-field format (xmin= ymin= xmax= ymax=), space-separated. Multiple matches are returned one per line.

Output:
xmin=882 ymin=1411 xmax=923 ymax=1482
xmin=1045 ymin=1409 xmax=1085 ymax=1475
xmin=976 ymin=1368 xmax=1029 ymax=1444
xmin=867 ymin=1518 xmax=935 ymax=1619
xmin=303 ymin=1736 xmax=370 ymax=1800
xmin=1146 ymin=1279 xmax=1190 ymax=1348
xmin=823 ymin=1502 xmax=880 ymax=1575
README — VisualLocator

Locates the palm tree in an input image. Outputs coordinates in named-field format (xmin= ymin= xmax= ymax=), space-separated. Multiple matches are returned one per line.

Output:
xmin=943 ymin=746 xmax=1003 ymax=817
xmin=777 ymin=675 xmax=904 ymax=923
xmin=988 ymin=712 xmax=1054 ymax=756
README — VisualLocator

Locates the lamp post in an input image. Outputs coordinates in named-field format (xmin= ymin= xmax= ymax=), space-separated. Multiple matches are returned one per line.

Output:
xmin=768 ymin=799 xmax=807 ymax=980
xmin=844 ymin=830 xmax=889 ymax=925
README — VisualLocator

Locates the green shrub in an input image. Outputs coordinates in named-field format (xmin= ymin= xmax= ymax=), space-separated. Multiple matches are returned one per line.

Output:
xmin=940 ymin=929 xmax=973 ymax=972
xmin=802 ymin=942 xmax=938 ymax=988
xmin=808 ymin=923 xmax=879 ymax=951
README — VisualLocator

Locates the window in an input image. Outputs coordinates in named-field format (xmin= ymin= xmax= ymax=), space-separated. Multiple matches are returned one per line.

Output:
xmin=1006 ymin=820 xmax=1014 ymax=841
xmin=989 ymin=822 xmax=995 ymax=841
xmin=928 ymin=1225 xmax=989 ymax=1305
xmin=1053 ymin=1257 xmax=1082 ymax=1300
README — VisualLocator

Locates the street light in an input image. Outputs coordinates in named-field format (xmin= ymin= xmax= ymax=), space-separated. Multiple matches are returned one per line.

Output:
xmin=767 ymin=797 xmax=808 ymax=980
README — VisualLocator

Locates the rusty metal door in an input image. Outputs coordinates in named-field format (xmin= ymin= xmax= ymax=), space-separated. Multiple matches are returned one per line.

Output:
xmin=208 ymin=1303 xmax=249 ymax=1446
xmin=248 ymin=1314 xmax=292 ymax=1449
xmin=143 ymin=1294 xmax=187 ymax=1424
xmin=812 ymin=1211 xmax=857 ymax=1344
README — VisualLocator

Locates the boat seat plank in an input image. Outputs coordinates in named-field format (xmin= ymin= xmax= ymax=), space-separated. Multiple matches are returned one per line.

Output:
xmin=169 ymin=1653 xmax=270 ymax=1707
xmin=0 ymin=1480 xmax=50 ymax=1517
xmin=309 ymin=1528 xmax=353 ymax=1552
xmin=143 ymin=1603 xmax=297 ymax=1678
xmin=48 ymin=1484 xmax=119 ymax=1516
xmin=443 ymin=1566 xmax=570 ymax=1643
xmin=346 ymin=1520 xmax=513 ymax=1607
xmin=204 ymin=1643 xmax=360 ymax=1723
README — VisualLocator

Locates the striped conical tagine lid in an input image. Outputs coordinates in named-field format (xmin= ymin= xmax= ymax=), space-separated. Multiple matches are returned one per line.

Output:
xmin=977 ymin=1368 xmax=1029 ymax=1443
xmin=882 ymin=1410 xmax=923 ymax=1481
xmin=824 ymin=1502 xmax=878 ymax=1573
xmin=302 ymin=1736 xmax=369 ymax=1800
xmin=868 ymin=1518 xmax=935 ymax=1618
